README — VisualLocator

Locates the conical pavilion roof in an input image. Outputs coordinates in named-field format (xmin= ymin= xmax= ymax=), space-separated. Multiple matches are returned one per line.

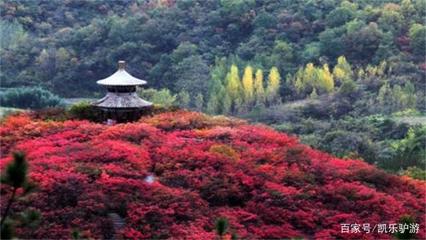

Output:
xmin=94 ymin=92 xmax=152 ymax=109
xmin=96 ymin=61 xmax=147 ymax=86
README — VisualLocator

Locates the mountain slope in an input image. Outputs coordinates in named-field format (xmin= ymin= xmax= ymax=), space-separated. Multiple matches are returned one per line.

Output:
xmin=0 ymin=111 xmax=425 ymax=239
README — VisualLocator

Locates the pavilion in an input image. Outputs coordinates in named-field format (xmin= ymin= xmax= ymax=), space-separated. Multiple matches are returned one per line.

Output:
xmin=93 ymin=60 xmax=152 ymax=122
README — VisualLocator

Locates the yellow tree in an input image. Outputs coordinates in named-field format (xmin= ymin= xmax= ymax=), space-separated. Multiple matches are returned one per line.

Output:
xmin=266 ymin=67 xmax=281 ymax=104
xmin=318 ymin=64 xmax=334 ymax=93
xmin=242 ymin=65 xmax=254 ymax=105
xmin=226 ymin=64 xmax=241 ymax=98
xmin=303 ymin=63 xmax=317 ymax=87
xmin=226 ymin=64 xmax=242 ymax=111
xmin=333 ymin=56 xmax=352 ymax=82
xmin=254 ymin=69 xmax=265 ymax=105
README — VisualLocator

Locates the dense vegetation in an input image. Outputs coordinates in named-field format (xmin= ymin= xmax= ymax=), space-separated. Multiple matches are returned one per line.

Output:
xmin=0 ymin=111 xmax=425 ymax=239
xmin=1 ymin=0 xmax=424 ymax=97
xmin=0 ymin=87 xmax=63 ymax=109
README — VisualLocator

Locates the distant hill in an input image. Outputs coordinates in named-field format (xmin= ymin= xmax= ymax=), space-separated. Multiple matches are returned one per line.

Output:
xmin=0 ymin=110 xmax=424 ymax=239
xmin=1 ymin=0 xmax=424 ymax=97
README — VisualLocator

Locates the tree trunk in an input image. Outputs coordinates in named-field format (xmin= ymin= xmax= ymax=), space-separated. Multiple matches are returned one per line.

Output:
xmin=1 ymin=187 xmax=17 ymax=227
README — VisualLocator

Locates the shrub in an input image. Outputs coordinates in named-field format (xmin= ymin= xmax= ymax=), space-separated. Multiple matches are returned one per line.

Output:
xmin=403 ymin=167 xmax=426 ymax=181
xmin=209 ymin=144 xmax=239 ymax=162
xmin=215 ymin=217 xmax=229 ymax=237
xmin=29 ymin=107 xmax=68 ymax=121
xmin=68 ymin=101 xmax=102 ymax=122
xmin=0 ymin=111 xmax=424 ymax=239
xmin=138 ymin=88 xmax=176 ymax=108
xmin=0 ymin=87 xmax=63 ymax=109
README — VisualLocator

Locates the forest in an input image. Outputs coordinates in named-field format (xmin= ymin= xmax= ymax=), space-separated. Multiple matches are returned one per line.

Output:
xmin=0 ymin=0 xmax=425 ymax=238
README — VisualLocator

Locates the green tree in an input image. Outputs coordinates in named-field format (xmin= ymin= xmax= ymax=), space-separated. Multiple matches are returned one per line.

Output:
xmin=403 ymin=166 xmax=426 ymax=180
xmin=344 ymin=22 xmax=383 ymax=63
xmin=194 ymin=93 xmax=204 ymax=111
xmin=0 ymin=20 xmax=28 ymax=49
xmin=207 ymin=58 xmax=227 ymax=114
xmin=215 ymin=217 xmax=229 ymax=239
xmin=176 ymin=90 xmax=190 ymax=108
xmin=294 ymin=68 xmax=305 ymax=94
xmin=391 ymin=127 xmax=426 ymax=171
xmin=401 ymin=0 xmax=415 ymax=19
xmin=319 ymin=27 xmax=345 ymax=59
xmin=302 ymin=42 xmax=321 ymax=62
xmin=403 ymin=82 xmax=416 ymax=109
xmin=409 ymin=24 xmax=426 ymax=57
xmin=139 ymin=88 xmax=177 ymax=108
xmin=326 ymin=5 xmax=356 ymax=27
xmin=222 ymin=92 xmax=232 ymax=114
xmin=270 ymin=40 xmax=295 ymax=72
xmin=395 ymin=215 xmax=417 ymax=239
xmin=1 ymin=152 xmax=28 ymax=227
xmin=374 ymin=31 xmax=398 ymax=62
xmin=310 ymin=88 xmax=318 ymax=99
xmin=378 ymin=7 xmax=403 ymax=34
xmin=338 ymin=78 xmax=357 ymax=97
xmin=206 ymin=94 xmax=220 ymax=114
xmin=226 ymin=64 xmax=243 ymax=112
xmin=377 ymin=81 xmax=393 ymax=113
xmin=0 ymin=87 xmax=63 ymax=109
xmin=174 ymin=55 xmax=210 ymax=96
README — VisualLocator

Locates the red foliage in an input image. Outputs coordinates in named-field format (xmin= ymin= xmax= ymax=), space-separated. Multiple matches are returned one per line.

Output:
xmin=1 ymin=110 xmax=425 ymax=239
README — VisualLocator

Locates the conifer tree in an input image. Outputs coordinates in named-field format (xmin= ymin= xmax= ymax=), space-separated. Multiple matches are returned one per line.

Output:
xmin=194 ymin=93 xmax=204 ymax=111
xmin=339 ymin=78 xmax=357 ymax=96
xmin=294 ymin=68 xmax=305 ymax=94
xmin=377 ymin=81 xmax=393 ymax=113
xmin=209 ymin=58 xmax=227 ymax=93
xmin=392 ymin=85 xmax=404 ymax=111
xmin=215 ymin=217 xmax=229 ymax=239
xmin=403 ymin=82 xmax=417 ymax=109
xmin=206 ymin=58 xmax=229 ymax=114
xmin=242 ymin=65 xmax=254 ymax=105
xmin=1 ymin=152 xmax=28 ymax=227
xmin=222 ymin=92 xmax=232 ymax=114
xmin=206 ymin=94 xmax=219 ymax=114
xmin=254 ymin=69 xmax=265 ymax=106
xmin=176 ymin=90 xmax=190 ymax=108
xmin=310 ymin=88 xmax=318 ymax=99
xmin=266 ymin=67 xmax=281 ymax=104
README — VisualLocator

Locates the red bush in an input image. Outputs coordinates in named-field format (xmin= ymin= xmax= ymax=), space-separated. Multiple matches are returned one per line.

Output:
xmin=1 ymin=111 xmax=425 ymax=239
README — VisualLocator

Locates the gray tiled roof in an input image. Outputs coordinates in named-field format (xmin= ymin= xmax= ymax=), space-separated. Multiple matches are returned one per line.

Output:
xmin=96 ymin=61 xmax=147 ymax=86
xmin=94 ymin=92 xmax=152 ymax=108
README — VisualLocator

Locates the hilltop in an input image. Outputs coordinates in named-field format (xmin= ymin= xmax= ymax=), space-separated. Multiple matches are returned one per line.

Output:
xmin=0 ymin=110 xmax=424 ymax=239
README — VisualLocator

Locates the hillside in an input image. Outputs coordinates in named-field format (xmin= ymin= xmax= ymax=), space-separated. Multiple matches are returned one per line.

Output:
xmin=1 ymin=111 xmax=425 ymax=239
